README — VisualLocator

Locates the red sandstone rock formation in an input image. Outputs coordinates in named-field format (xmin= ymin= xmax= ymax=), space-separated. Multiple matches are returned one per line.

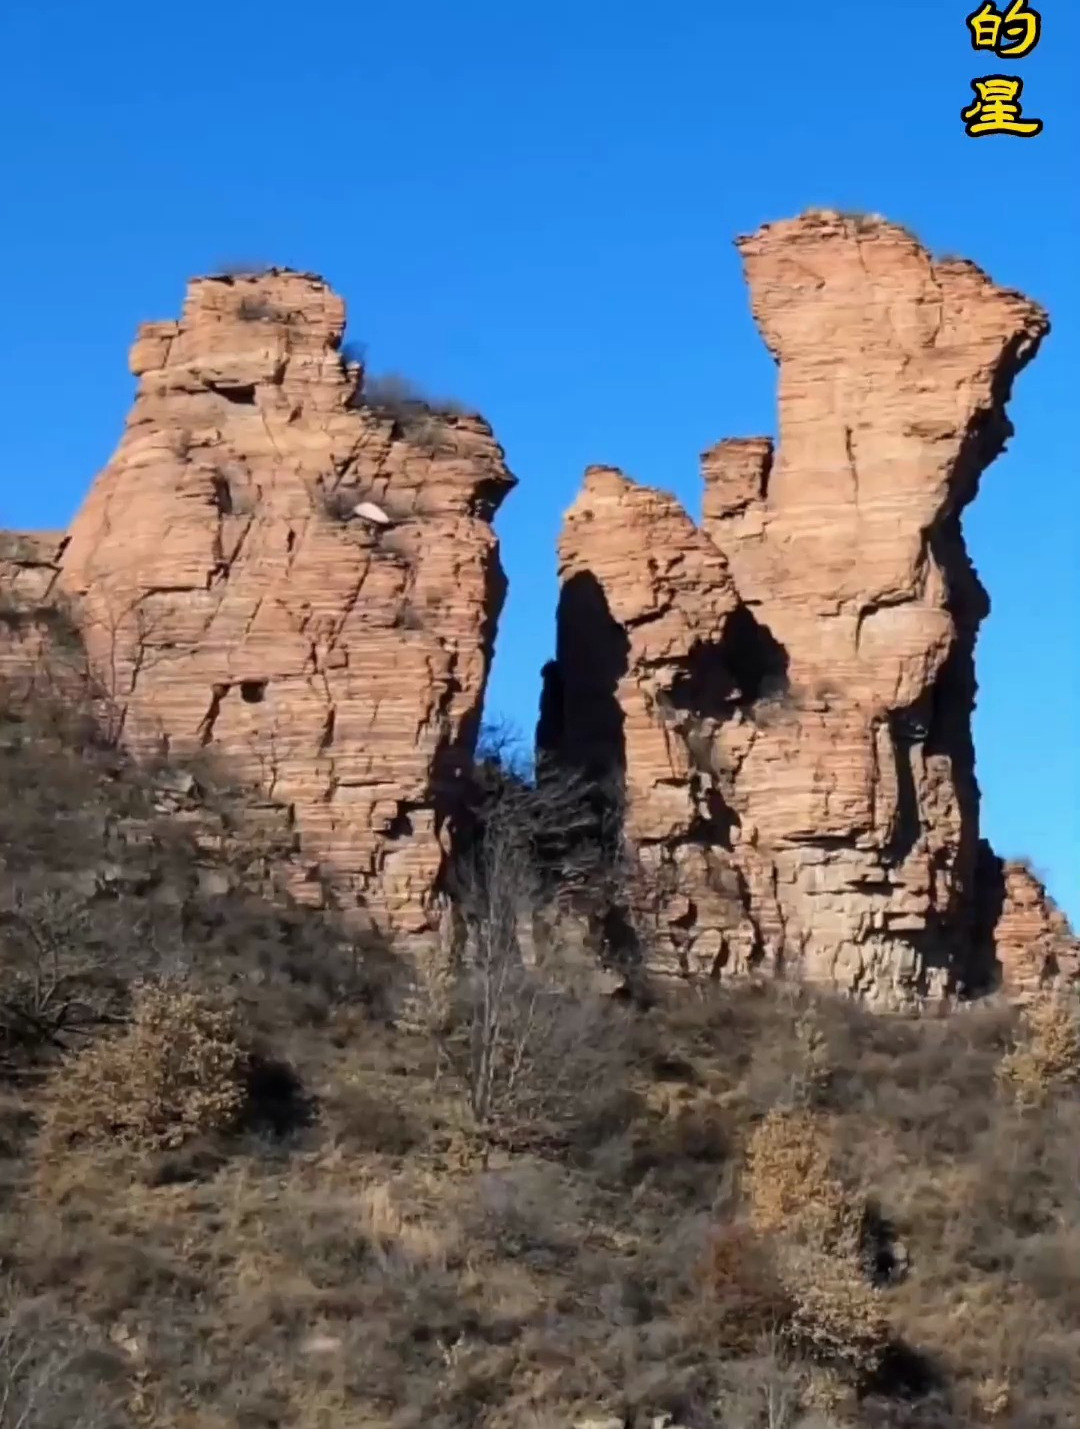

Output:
xmin=542 ymin=210 xmax=1066 ymax=1007
xmin=977 ymin=846 xmax=1080 ymax=1001
xmin=0 ymin=532 xmax=70 ymax=698
xmin=1 ymin=224 xmax=1074 ymax=1004
xmin=45 ymin=268 xmax=514 ymax=937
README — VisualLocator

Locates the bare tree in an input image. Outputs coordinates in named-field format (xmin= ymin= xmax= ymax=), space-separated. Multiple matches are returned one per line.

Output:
xmin=0 ymin=1300 xmax=125 ymax=1428
xmin=421 ymin=726 xmax=631 ymax=1143
xmin=0 ymin=881 xmax=186 ymax=1079
xmin=0 ymin=889 xmax=101 ymax=1063
xmin=12 ymin=591 xmax=171 ymax=751
xmin=718 ymin=1334 xmax=808 ymax=1429
xmin=84 ymin=595 xmax=173 ymax=749
xmin=473 ymin=715 xmax=533 ymax=783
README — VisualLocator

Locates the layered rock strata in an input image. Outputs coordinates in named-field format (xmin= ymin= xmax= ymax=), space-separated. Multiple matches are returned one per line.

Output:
xmin=31 ymin=269 xmax=515 ymax=936
xmin=976 ymin=847 xmax=1080 ymax=1001
xmin=0 ymin=532 xmax=70 ymax=698
xmin=541 ymin=211 xmax=1063 ymax=1006
xmin=1 ymin=222 xmax=1074 ymax=1002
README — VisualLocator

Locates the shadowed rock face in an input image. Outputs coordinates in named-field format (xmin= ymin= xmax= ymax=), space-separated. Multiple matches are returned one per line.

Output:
xmin=542 ymin=211 xmax=1066 ymax=1007
xmin=0 ymin=533 xmax=69 ymax=695
xmin=44 ymin=269 xmax=515 ymax=937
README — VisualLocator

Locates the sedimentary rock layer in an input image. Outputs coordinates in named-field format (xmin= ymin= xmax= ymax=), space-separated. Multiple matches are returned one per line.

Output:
xmin=0 ymin=532 xmax=70 ymax=697
xmin=542 ymin=211 xmax=1060 ymax=1006
xmin=976 ymin=846 xmax=1080 ymax=1001
xmin=49 ymin=269 xmax=515 ymax=935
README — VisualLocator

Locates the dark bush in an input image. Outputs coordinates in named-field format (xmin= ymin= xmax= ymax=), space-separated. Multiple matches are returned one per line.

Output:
xmin=236 ymin=295 xmax=287 ymax=323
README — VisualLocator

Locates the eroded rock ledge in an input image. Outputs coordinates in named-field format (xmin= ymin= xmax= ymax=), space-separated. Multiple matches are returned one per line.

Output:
xmin=540 ymin=210 xmax=1073 ymax=1007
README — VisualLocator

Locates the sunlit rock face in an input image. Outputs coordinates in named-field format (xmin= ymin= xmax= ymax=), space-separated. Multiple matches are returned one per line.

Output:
xmin=541 ymin=211 xmax=1056 ymax=1008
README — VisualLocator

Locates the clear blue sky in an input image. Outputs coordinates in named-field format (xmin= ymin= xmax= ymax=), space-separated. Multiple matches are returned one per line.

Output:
xmin=1 ymin=0 xmax=1076 ymax=918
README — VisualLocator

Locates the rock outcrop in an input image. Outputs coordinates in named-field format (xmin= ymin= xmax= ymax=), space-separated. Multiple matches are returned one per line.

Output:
xmin=2 ymin=223 xmax=1074 ymax=1006
xmin=16 ymin=269 xmax=515 ymax=938
xmin=0 ymin=532 xmax=72 ymax=699
xmin=541 ymin=210 xmax=1067 ymax=1007
xmin=977 ymin=846 xmax=1080 ymax=1001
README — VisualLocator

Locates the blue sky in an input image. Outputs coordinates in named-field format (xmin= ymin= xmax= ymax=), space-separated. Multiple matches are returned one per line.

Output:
xmin=1 ymin=0 xmax=1076 ymax=918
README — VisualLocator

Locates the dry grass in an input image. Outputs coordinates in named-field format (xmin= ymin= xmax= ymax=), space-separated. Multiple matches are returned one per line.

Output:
xmin=0 ymin=1298 xmax=128 ymax=1427
xmin=235 ymin=295 xmax=287 ymax=323
xmin=349 ymin=372 xmax=468 ymax=455
xmin=2 ymin=678 xmax=1080 ymax=1427
xmin=6 ymin=970 xmax=1079 ymax=1427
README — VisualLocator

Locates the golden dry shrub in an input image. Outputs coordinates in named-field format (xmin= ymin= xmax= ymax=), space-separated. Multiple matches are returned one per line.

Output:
xmin=998 ymin=995 xmax=1080 ymax=1107
xmin=39 ymin=981 xmax=249 ymax=1155
xmin=779 ymin=1245 xmax=891 ymax=1380
xmin=970 ymin=1375 xmax=1012 ymax=1421
xmin=800 ymin=1363 xmax=855 ymax=1419
xmin=745 ymin=1108 xmax=863 ymax=1256
xmin=698 ymin=1222 xmax=794 ymax=1351
xmin=743 ymin=1110 xmax=892 ymax=1384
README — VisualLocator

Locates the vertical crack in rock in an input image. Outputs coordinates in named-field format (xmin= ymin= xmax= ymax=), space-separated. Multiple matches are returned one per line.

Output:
xmin=198 ymin=683 xmax=230 ymax=746
xmin=33 ymin=266 xmax=516 ymax=944
xmin=317 ymin=706 xmax=336 ymax=753
xmin=540 ymin=210 xmax=1069 ymax=1008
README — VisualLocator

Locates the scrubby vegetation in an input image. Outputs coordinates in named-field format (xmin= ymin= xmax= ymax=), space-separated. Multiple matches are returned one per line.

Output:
xmin=236 ymin=295 xmax=289 ymax=324
xmin=2 ymin=659 xmax=1080 ymax=1428
xmin=37 ymin=982 xmax=250 ymax=1158
xmin=348 ymin=371 xmax=468 ymax=455
xmin=315 ymin=478 xmax=414 ymax=532
xmin=213 ymin=260 xmax=273 ymax=279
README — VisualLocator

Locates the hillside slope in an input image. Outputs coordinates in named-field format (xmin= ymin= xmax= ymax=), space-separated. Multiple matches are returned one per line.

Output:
xmin=1 ymin=676 xmax=1080 ymax=1429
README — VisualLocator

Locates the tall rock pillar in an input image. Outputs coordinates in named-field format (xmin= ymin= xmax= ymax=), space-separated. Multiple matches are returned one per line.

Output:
xmin=542 ymin=212 xmax=1051 ymax=1007
xmin=57 ymin=269 xmax=515 ymax=937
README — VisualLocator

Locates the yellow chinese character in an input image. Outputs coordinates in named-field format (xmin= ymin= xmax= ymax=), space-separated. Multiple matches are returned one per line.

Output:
xmin=966 ymin=1 xmax=1041 ymax=58
xmin=962 ymin=76 xmax=1043 ymax=136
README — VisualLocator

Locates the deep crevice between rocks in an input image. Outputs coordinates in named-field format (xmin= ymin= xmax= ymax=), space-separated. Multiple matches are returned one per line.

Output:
xmin=537 ymin=570 xmax=629 ymax=787
xmin=209 ymin=471 xmax=233 ymax=516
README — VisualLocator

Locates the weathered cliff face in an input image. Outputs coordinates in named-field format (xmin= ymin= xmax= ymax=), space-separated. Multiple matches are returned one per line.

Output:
xmin=0 ymin=533 xmax=72 ymax=701
xmin=542 ymin=211 xmax=1061 ymax=1007
xmin=43 ymin=269 xmax=515 ymax=937
xmin=976 ymin=846 xmax=1080 ymax=1002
